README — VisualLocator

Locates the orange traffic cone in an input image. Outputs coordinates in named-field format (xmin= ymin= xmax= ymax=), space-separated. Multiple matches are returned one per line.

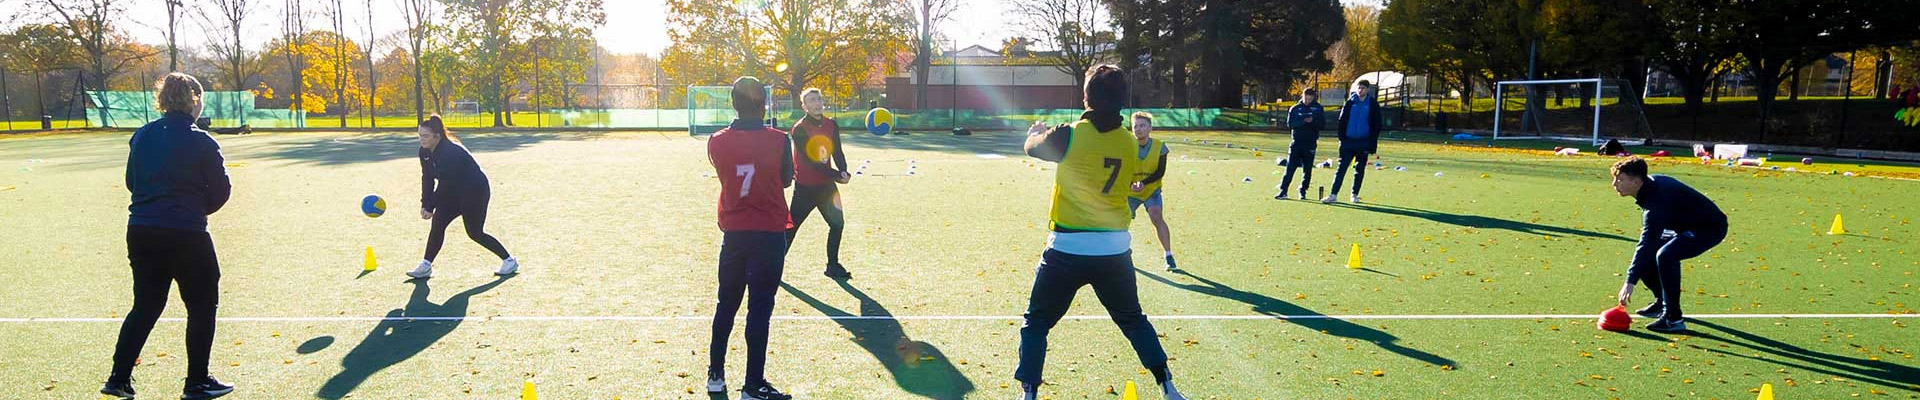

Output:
xmin=1598 ymin=305 xmax=1632 ymax=332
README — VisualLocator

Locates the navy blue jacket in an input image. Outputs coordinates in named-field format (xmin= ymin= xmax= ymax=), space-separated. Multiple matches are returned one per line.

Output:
xmin=420 ymin=141 xmax=490 ymax=212
xmin=1336 ymin=94 xmax=1383 ymax=153
xmin=126 ymin=112 xmax=231 ymax=232
xmin=1626 ymin=175 xmax=1728 ymax=283
xmin=1286 ymin=101 xmax=1324 ymax=152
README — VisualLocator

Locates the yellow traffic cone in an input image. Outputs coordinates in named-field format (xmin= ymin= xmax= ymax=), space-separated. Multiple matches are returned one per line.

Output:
xmin=1756 ymin=383 xmax=1774 ymax=400
xmin=1347 ymin=244 xmax=1363 ymax=269
xmin=1121 ymin=379 xmax=1138 ymax=400
xmin=1828 ymin=214 xmax=1846 ymax=235
xmin=363 ymin=246 xmax=378 ymax=271
xmin=521 ymin=380 xmax=537 ymax=400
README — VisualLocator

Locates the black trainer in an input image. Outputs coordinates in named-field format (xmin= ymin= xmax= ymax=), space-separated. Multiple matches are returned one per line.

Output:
xmin=741 ymin=380 xmax=794 ymax=400
xmin=1633 ymin=302 xmax=1663 ymax=318
xmin=823 ymin=263 xmax=852 ymax=280
xmin=1165 ymin=255 xmax=1181 ymax=272
xmin=1645 ymin=318 xmax=1687 ymax=333
xmin=100 ymin=378 xmax=135 ymax=399
xmin=182 ymin=376 xmax=234 ymax=400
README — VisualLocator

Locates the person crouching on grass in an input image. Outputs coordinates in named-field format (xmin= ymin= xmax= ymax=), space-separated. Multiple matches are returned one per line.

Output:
xmin=1610 ymin=157 xmax=1727 ymax=333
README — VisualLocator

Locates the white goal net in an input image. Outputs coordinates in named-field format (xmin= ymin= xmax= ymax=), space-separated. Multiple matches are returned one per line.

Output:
xmin=1493 ymin=78 xmax=1651 ymax=145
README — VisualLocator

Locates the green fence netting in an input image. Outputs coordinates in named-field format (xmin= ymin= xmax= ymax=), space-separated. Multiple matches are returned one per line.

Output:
xmin=541 ymin=107 xmax=1268 ymax=131
xmin=85 ymin=91 xmax=307 ymax=128
xmin=76 ymin=90 xmax=1272 ymax=132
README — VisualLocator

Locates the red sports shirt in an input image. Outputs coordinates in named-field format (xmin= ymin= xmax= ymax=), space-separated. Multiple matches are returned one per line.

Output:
xmin=708 ymin=123 xmax=793 ymax=232
xmin=790 ymin=115 xmax=843 ymax=186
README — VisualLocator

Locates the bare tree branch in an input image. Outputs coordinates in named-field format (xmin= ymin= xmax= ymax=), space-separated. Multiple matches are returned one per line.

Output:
xmin=1006 ymin=0 xmax=1112 ymax=86
xmin=194 ymin=0 xmax=256 ymax=92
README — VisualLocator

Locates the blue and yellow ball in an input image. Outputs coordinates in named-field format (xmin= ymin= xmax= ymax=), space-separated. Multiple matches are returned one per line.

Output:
xmin=361 ymin=194 xmax=386 ymax=218
xmin=866 ymin=108 xmax=894 ymax=136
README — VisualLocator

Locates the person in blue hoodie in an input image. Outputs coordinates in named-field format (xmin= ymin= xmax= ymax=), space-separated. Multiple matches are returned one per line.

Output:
xmin=1326 ymin=80 xmax=1382 ymax=204
xmin=1276 ymin=88 xmax=1324 ymax=200
xmin=1609 ymin=157 xmax=1726 ymax=333
xmin=104 ymin=72 xmax=235 ymax=400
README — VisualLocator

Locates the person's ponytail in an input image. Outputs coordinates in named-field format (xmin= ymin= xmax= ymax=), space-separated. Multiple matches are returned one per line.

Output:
xmin=421 ymin=114 xmax=458 ymax=143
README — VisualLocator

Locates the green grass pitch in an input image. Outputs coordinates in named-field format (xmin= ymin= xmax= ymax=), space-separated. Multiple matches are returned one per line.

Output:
xmin=0 ymin=129 xmax=1915 ymax=399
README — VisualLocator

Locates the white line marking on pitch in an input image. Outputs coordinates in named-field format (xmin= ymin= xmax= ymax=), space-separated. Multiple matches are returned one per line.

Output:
xmin=0 ymin=313 xmax=1908 ymax=323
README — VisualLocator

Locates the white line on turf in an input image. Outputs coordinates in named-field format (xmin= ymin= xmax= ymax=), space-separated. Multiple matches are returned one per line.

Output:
xmin=0 ymin=313 xmax=1908 ymax=323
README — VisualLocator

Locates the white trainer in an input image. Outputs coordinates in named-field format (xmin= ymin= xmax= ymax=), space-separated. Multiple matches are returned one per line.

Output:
xmin=1162 ymin=380 xmax=1188 ymax=400
xmin=405 ymin=260 xmax=433 ymax=279
xmin=705 ymin=377 xmax=726 ymax=393
xmin=1014 ymin=382 xmax=1037 ymax=400
xmin=495 ymin=256 xmax=520 ymax=276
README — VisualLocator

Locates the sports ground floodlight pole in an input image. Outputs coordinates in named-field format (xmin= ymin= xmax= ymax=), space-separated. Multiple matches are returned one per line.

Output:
xmin=2 ymin=69 xmax=12 ymax=130
xmin=1839 ymin=50 xmax=1855 ymax=148
xmin=950 ymin=39 xmax=957 ymax=131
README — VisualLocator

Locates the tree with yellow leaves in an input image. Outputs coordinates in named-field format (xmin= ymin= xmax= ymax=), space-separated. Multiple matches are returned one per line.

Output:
xmin=262 ymin=30 xmax=372 ymax=115
xmin=662 ymin=0 xmax=912 ymax=107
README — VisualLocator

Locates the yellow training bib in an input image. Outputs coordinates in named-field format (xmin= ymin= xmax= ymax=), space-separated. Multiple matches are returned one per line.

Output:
xmin=1131 ymin=138 xmax=1166 ymax=200
xmin=1049 ymin=119 xmax=1139 ymax=231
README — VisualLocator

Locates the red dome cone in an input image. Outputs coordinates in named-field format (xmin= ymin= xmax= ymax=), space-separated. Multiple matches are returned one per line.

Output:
xmin=1598 ymin=305 xmax=1632 ymax=332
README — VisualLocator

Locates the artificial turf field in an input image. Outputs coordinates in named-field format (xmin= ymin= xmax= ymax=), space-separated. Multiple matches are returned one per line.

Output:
xmin=0 ymin=128 xmax=1915 ymax=400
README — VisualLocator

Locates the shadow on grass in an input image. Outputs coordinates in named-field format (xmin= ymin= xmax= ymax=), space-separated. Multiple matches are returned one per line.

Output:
xmin=265 ymin=132 xmax=590 ymax=166
xmin=1357 ymin=267 xmax=1400 ymax=277
xmin=314 ymin=275 xmax=513 ymax=399
xmin=781 ymin=280 xmax=975 ymax=400
xmin=1136 ymin=268 xmax=1456 ymax=367
xmin=1333 ymin=203 xmax=1631 ymax=242
xmin=1607 ymin=329 xmax=1671 ymax=342
xmin=1682 ymin=319 xmax=1920 ymax=393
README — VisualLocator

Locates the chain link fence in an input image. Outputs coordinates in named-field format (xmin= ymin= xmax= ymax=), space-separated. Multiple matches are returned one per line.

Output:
xmin=1 ymin=68 xmax=94 ymax=130
xmin=7 ymin=65 xmax=1917 ymax=153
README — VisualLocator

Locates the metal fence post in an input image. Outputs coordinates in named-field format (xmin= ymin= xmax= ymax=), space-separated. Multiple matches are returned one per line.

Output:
xmin=1 ymin=69 xmax=12 ymax=131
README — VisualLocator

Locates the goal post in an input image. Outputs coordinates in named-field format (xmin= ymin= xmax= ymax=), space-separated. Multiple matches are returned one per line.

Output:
xmin=1491 ymin=78 xmax=1655 ymax=146
xmin=687 ymin=85 xmax=771 ymax=136
xmin=1494 ymin=78 xmax=1601 ymax=144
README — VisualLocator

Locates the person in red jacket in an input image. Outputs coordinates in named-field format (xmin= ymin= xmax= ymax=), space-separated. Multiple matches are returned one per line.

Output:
xmin=703 ymin=76 xmax=796 ymax=400
xmin=786 ymin=87 xmax=853 ymax=279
